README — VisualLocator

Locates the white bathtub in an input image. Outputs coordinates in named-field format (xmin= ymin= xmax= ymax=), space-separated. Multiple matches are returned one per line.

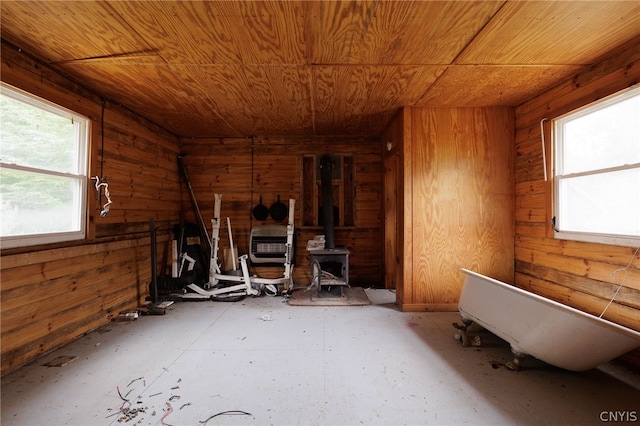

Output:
xmin=455 ymin=268 xmax=640 ymax=371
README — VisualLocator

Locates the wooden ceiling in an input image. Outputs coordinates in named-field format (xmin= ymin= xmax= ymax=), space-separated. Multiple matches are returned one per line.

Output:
xmin=2 ymin=1 xmax=640 ymax=138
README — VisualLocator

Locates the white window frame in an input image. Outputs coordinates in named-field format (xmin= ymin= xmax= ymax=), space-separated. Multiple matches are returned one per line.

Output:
xmin=553 ymin=85 xmax=640 ymax=248
xmin=0 ymin=83 xmax=90 ymax=249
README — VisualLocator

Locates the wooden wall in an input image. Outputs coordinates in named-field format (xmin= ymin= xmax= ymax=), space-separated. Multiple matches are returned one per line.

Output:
xmin=0 ymin=42 xmax=181 ymax=376
xmin=382 ymin=109 xmax=408 ymax=297
xmin=383 ymin=106 xmax=515 ymax=311
xmin=514 ymin=40 xmax=640 ymax=337
xmin=179 ymin=136 xmax=382 ymax=286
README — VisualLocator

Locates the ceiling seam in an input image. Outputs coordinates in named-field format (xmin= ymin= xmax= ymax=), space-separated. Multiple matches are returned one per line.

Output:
xmin=102 ymin=1 xmax=246 ymax=138
xmin=101 ymin=1 xmax=166 ymax=64
xmin=414 ymin=0 xmax=510 ymax=105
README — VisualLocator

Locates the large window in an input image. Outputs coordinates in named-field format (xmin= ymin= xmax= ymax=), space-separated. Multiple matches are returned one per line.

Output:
xmin=0 ymin=83 xmax=90 ymax=249
xmin=553 ymin=85 xmax=640 ymax=247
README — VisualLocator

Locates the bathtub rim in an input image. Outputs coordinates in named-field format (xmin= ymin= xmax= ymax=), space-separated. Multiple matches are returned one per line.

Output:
xmin=460 ymin=268 xmax=640 ymax=341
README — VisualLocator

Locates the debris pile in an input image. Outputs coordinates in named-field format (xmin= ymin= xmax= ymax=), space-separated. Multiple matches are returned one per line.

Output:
xmin=107 ymin=375 xmax=253 ymax=425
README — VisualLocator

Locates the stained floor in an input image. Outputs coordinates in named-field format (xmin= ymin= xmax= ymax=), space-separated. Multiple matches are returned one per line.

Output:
xmin=1 ymin=289 xmax=639 ymax=425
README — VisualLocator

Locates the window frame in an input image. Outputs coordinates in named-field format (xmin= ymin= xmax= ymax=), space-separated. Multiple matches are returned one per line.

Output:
xmin=552 ymin=84 xmax=640 ymax=248
xmin=0 ymin=83 xmax=91 ymax=249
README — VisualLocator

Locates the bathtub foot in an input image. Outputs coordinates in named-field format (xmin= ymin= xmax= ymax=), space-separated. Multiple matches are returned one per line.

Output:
xmin=452 ymin=318 xmax=473 ymax=333
xmin=452 ymin=319 xmax=480 ymax=347
xmin=505 ymin=348 xmax=527 ymax=372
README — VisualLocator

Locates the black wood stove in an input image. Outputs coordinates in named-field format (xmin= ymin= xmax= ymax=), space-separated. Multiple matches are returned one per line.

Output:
xmin=311 ymin=154 xmax=350 ymax=297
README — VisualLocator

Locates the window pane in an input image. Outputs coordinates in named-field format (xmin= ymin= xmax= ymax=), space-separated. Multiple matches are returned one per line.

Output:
xmin=558 ymin=168 xmax=640 ymax=236
xmin=0 ymin=168 xmax=84 ymax=237
xmin=561 ymin=94 xmax=640 ymax=174
xmin=0 ymin=93 xmax=80 ymax=174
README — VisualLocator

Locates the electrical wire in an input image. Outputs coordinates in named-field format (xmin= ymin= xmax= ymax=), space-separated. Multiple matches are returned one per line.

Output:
xmin=250 ymin=136 xmax=255 ymax=216
xmin=92 ymin=176 xmax=111 ymax=217
xmin=599 ymin=245 xmax=640 ymax=318
xmin=160 ymin=402 xmax=173 ymax=426
xmin=100 ymin=98 xmax=105 ymax=178
xmin=116 ymin=386 xmax=128 ymax=402
xmin=199 ymin=410 xmax=253 ymax=424
xmin=93 ymin=98 xmax=112 ymax=217
xmin=116 ymin=385 xmax=131 ymax=412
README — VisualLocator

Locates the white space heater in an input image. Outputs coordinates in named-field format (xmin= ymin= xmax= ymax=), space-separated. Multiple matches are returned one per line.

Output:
xmin=250 ymin=225 xmax=290 ymax=264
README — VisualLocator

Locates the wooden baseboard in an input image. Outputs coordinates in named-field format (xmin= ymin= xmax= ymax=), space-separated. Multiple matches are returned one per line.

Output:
xmin=399 ymin=303 xmax=459 ymax=312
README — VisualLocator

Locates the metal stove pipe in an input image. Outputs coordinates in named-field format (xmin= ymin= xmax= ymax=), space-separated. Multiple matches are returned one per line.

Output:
xmin=320 ymin=154 xmax=335 ymax=249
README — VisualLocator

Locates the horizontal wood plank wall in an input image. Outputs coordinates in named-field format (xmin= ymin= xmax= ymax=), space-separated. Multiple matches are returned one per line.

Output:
xmin=514 ymin=42 xmax=640 ymax=364
xmin=1 ymin=42 xmax=181 ymax=376
xmin=400 ymin=107 xmax=515 ymax=312
xmin=179 ymin=136 xmax=382 ymax=285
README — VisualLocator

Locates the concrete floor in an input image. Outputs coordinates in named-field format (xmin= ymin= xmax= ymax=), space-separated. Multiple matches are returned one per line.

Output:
xmin=1 ymin=289 xmax=639 ymax=426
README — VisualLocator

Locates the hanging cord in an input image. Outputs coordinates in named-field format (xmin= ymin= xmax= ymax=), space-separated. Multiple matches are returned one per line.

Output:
xmin=599 ymin=245 xmax=640 ymax=318
xmin=250 ymin=136 xmax=255 ymax=229
xmin=248 ymin=136 xmax=258 ymax=275
xmin=92 ymin=98 xmax=111 ymax=217
xmin=540 ymin=117 xmax=549 ymax=182
xmin=100 ymin=98 xmax=106 ymax=178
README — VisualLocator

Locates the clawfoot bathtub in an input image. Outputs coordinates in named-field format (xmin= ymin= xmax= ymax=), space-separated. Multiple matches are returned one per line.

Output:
xmin=454 ymin=269 xmax=640 ymax=371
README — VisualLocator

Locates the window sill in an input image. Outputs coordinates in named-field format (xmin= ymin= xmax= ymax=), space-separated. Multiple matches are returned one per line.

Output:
xmin=554 ymin=231 xmax=640 ymax=248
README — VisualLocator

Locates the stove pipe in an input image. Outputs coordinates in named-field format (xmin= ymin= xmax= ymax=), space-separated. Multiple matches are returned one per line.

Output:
xmin=320 ymin=154 xmax=335 ymax=249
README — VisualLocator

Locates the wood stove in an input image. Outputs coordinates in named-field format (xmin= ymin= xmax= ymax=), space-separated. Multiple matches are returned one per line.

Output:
xmin=309 ymin=248 xmax=350 ymax=296
xmin=311 ymin=154 xmax=350 ymax=297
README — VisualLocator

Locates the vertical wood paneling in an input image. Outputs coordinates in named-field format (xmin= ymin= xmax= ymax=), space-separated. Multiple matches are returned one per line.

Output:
xmin=514 ymin=40 xmax=640 ymax=373
xmin=384 ymin=106 xmax=515 ymax=311
xmin=1 ymin=43 xmax=181 ymax=376
xmin=408 ymin=107 xmax=514 ymax=309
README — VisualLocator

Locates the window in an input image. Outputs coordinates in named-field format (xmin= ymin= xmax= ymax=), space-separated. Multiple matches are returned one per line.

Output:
xmin=553 ymin=85 xmax=640 ymax=247
xmin=0 ymin=83 xmax=90 ymax=249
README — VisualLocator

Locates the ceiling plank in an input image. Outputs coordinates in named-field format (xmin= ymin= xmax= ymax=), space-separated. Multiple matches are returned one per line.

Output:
xmin=2 ymin=0 xmax=639 ymax=137
xmin=106 ymin=0 xmax=307 ymax=65
xmin=313 ymin=65 xmax=445 ymax=135
xmin=417 ymin=64 xmax=584 ymax=107
xmin=0 ymin=1 xmax=151 ymax=63
xmin=459 ymin=1 xmax=640 ymax=65
xmin=309 ymin=0 xmax=505 ymax=65
xmin=182 ymin=64 xmax=313 ymax=136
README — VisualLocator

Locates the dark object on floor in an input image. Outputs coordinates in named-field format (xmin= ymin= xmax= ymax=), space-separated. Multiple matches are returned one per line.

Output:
xmin=43 ymin=355 xmax=78 ymax=367
xmin=146 ymin=218 xmax=173 ymax=314
xmin=176 ymin=222 xmax=209 ymax=286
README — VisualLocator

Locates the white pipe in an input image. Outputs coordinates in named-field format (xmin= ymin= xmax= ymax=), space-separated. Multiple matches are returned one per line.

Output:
xmin=540 ymin=118 xmax=549 ymax=182
xmin=227 ymin=217 xmax=236 ymax=271
xmin=171 ymin=240 xmax=178 ymax=278
xmin=210 ymin=194 xmax=222 ymax=277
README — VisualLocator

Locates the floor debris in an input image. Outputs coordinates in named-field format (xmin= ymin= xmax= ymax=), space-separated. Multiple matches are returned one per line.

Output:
xmin=42 ymin=355 xmax=78 ymax=367
xmin=108 ymin=376 xmax=251 ymax=425
xmin=113 ymin=310 xmax=139 ymax=321
xmin=127 ymin=377 xmax=143 ymax=387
